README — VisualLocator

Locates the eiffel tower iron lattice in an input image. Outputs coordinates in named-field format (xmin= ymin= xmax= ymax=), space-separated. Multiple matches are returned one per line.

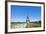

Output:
xmin=26 ymin=7 xmax=30 ymax=23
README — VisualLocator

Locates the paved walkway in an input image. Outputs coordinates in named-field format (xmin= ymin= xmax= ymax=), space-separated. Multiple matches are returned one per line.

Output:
xmin=15 ymin=23 xmax=27 ymax=28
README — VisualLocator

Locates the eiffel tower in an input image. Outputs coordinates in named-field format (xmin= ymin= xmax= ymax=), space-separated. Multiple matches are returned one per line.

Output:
xmin=26 ymin=7 xmax=30 ymax=23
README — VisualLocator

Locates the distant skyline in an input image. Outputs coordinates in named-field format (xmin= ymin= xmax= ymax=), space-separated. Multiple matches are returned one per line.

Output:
xmin=11 ymin=5 xmax=41 ymax=22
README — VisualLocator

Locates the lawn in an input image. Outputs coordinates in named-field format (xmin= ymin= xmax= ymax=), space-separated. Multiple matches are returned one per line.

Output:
xmin=26 ymin=22 xmax=41 ymax=28
xmin=11 ymin=21 xmax=41 ymax=28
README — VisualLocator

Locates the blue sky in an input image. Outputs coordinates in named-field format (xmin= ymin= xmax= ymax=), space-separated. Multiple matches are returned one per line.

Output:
xmin=11 ymin=5 xmax=41 ymax=22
